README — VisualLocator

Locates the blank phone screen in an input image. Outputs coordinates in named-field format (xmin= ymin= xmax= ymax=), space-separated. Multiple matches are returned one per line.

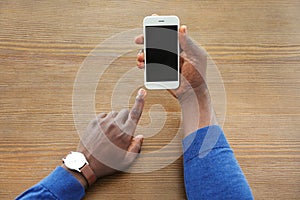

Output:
xmin=145 ymin=25 xmax=178 ymax=82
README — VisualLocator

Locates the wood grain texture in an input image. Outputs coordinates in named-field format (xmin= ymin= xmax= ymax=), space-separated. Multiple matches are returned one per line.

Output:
xmin=0 ymin=0 xmax=299 ymax=199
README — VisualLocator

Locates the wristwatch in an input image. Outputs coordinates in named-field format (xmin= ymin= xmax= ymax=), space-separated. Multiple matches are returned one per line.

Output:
xmin=62 ymin=151 xmax=97 ymax=187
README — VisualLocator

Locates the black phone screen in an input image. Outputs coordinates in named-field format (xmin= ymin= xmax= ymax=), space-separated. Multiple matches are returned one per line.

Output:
xmin=145 ymin=25 xmax=178 ymax=82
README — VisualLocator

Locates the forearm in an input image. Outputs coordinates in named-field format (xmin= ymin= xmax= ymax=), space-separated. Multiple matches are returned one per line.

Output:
xmin=179 ymin=86 xmax=217 ymax=137
xmin=179 ymin=87 xmax=253 ymax=199
xmin=182 ymin=126 xmax=253 ymax=200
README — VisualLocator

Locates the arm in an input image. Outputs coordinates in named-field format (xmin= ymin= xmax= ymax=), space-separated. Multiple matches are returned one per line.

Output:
xmin=16 ymin=166 xmax=85 ymax=200
xmin=180 ymin=86 xmax=253 ymax=199
xmin=16 ymin=89 xmax=146 ymax=199
xmin=136 ymin=23 xmax=253 ymax=199
xmin=182 ymin=126 xmax=253 ymax=199
xmin=178 ymin=27 xmax=253 ymax=199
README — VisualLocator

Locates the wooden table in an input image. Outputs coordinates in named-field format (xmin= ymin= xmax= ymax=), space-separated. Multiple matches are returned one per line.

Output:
xmin=0 ymin=0 xmax=299 ymax=199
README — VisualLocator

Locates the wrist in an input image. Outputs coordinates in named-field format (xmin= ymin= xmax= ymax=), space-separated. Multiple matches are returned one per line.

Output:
xmin=178 ymin=84 xmax=210 ymax=106
xmin=178 ymin=85 xmax=217 ymax=137
xmin=62 ymin=151 xmax=98 ymax=189
xmin=79 ymin=149 xmax=115 ymax=179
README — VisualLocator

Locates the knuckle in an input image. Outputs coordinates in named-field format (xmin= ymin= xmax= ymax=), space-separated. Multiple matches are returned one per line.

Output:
xmin=135 ymin=96 xmax=144 ymax=102
xmin=98 ymin=119 xmax=105 ymax=126
xmin=121 ymin=134 xmax=131 ymax=144
xmin=108 ymin=120 xmax=118 ymax=129
xmin=130 ymin=108 xmax=141 ymax=119
xmin=110 ymin=111 xmax=118 ymax=116
xmin=91 ymin=118 xmax=98 ymax=127
xmin=97 ymin=112 xmax=106 ymax=118
xmin=121 ymin=108 xmax=130 ymax=115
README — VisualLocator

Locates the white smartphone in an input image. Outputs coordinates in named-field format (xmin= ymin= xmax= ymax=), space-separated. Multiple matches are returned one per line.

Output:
xmin=143 ymin=15 xmax=180 ymax=90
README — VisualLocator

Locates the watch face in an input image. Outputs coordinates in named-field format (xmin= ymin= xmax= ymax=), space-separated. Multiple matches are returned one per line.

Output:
xmin=63 ymin=152 xmax=87 ymax=170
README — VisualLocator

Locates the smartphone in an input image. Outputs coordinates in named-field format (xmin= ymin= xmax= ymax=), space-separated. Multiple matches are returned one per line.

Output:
xmin=143 ymin=15 xmax=180 ymax=90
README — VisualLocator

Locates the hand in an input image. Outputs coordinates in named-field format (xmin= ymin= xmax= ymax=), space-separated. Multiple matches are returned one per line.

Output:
xmin=135 ymin=20 xmax=217 ymax=136
xmin=76 ymin=88 xmax=146 ymax=184
xmin=135 ymin=25 xmax=208 ymax=102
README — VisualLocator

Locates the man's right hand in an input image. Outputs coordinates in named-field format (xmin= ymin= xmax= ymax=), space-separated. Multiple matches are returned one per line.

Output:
xmin=76 ymin=88 xmax=146 ymax=182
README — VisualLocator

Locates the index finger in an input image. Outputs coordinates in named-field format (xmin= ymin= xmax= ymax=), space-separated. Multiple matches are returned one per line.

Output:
xmin=128 ymin=88 xmax=146 ymax=124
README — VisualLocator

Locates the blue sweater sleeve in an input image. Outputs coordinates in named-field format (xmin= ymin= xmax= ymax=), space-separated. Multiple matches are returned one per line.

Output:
xmin=182 ymin=125 xmax=253 ymax=200
xmin=16 ymin=166 xmax=85 ymax=200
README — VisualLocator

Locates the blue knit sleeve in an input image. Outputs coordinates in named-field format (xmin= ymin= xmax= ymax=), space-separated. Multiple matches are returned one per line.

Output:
xmin=16 ymin=166 xmax=85 ymax=200
xmin=182 ymin=125 xmax=253 ymax=200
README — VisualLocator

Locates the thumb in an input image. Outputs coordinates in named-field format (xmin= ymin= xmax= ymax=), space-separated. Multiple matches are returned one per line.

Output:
xmin=124 ymin=135 xmax=144 ymax=165
xmin=179 ymin=25 xmax=189 ymax=51
xmin=128 ymin=135 xmax=144 ymax=153
xmin=179 ymin=25 xmax=207 ymax=60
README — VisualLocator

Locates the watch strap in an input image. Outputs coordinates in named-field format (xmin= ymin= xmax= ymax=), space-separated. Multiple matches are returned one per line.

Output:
xmin=81 ymin=164 xmax=97 ymax=187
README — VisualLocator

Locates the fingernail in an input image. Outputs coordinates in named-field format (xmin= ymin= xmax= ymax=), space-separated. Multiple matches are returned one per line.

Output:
xmin=135 ymin=134 xmax=144 ymax=139
xmin=137 ymin=88 xmax=146 ymax=98
xmin=135 ymin=134 xmax=144 ymax=144
xmin=181 ymin=25 xmax=187 ymax=34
